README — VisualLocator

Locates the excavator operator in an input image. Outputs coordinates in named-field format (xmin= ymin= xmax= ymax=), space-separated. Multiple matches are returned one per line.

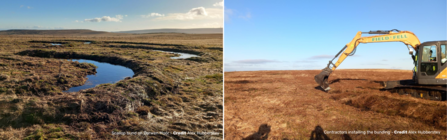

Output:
xmin=430 ymin=50 xmax=436 ymax=61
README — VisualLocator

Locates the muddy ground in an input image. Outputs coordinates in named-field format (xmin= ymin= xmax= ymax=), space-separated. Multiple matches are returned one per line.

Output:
xmin=0 ymin=33 xmax=222 ymax=139
xmin=224 ymin=70 xmax=446 ymax=139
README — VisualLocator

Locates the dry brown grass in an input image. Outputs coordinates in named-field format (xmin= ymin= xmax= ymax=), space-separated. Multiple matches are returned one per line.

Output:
xmin=224 ymin=70 xmax=446 ymax=139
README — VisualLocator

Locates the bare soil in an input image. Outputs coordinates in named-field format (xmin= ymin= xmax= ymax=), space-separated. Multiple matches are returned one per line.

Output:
xmin=224 ymin=70 xmax=446 ymax=139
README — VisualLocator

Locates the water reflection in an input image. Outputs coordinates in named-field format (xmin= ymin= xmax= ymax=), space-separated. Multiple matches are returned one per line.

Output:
xmin=155 ymin=50 xmax=199 ymax=59
xmin=64 ymin=59 xmax=134 ymax=92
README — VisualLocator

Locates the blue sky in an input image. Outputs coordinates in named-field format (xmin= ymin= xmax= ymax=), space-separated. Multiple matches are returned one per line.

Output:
xmin=224 ymin=0 xmax=446 ymax=71
xmin=0 ymin=0 xmax=223 ymax=31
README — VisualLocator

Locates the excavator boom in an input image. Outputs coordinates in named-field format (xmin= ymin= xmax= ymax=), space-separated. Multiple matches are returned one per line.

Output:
xmin=315 ymin=30 xmax=421 ymax=90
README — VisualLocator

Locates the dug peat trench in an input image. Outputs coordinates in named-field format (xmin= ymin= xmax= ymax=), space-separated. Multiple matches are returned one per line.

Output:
xmin=0 ymin=41 xmax=223 ymax=139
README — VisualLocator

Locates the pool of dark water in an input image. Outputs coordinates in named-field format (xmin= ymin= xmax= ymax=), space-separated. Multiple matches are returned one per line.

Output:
xmin=156 ymin=50 xmax=199 ymax=59
xmin=64 ymin=59 xmax=134 ymax=92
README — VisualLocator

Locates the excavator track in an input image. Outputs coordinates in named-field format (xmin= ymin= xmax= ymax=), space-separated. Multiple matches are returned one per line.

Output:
xmin=382 ymin=80 xmax=447 ymax=101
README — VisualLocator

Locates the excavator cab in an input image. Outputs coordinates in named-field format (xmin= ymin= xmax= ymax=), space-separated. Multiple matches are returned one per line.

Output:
xmin=415 ymin=41 xmax=447 ymax=85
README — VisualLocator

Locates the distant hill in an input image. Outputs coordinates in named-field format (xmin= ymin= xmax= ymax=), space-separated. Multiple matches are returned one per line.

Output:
xmin=117 ymin=28 xmax=223 ymax=34
xmin=0 ymin=28 xmax=223 ymax=35
xmin=0 ymin=29 xmax=108 ymax=35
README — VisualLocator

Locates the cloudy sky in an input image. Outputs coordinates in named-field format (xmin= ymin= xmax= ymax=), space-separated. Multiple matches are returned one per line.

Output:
xmin=224 ymin=0 xmax=446 ymax=71
xmin=0 ymin=0 xmax=223 ymax=31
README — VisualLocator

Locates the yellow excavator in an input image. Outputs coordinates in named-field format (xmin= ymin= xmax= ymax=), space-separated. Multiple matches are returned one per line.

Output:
xmin=314 ymin=29 xmax=446 ymax=101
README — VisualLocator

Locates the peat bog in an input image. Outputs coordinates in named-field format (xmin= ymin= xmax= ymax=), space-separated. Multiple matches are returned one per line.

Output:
xmin=0 ymin=32 xmax=223 ymax=139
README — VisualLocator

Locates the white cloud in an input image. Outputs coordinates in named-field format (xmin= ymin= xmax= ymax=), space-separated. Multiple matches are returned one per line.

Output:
xmin=176 ymin=7 xmax=208 ymax=19
xmin=20 ymin=5 xmax=23 ymax=8
xmin=141 ymin=13 xmax=165 ymax=18
xmin=27 ymin=6 xmax=31 ymax=9
xmin=83 ymin=15 xmax=124 ymax=23
xmin=156 ymin=7 xmax=222 ymax=20
xmin=188 ymin=7 xmax=208 ymax=16
xmin=213 ymin=1 xmax=223 ymax=7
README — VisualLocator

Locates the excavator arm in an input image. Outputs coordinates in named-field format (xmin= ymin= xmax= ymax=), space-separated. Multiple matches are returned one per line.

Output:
xmin=314 ymin=29 xmax=421 ymax=90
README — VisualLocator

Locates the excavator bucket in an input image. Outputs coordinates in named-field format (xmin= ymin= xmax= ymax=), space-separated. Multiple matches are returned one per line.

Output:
xmin=314 ymin=67 xmax=332 ymax=91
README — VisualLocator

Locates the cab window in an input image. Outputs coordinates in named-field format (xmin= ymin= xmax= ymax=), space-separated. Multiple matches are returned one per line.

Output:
xmin=421 ymin=45 xmax=437 ymax=62
xmin=441 ymin=45 xmax=446 ymax=65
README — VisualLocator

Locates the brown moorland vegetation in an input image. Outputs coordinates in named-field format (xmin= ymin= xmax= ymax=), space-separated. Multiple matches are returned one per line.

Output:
xmin=225 ymin=70 xmax=446 ymax=139
xmin=0 ymin=31 xmax=222 ymax=139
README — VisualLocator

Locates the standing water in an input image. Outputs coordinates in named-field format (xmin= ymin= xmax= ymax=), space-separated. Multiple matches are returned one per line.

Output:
xmin=155 ymin=50 xmax=199 ymax=59
xmin=64 ymin=59 xmax=134 ymax=92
